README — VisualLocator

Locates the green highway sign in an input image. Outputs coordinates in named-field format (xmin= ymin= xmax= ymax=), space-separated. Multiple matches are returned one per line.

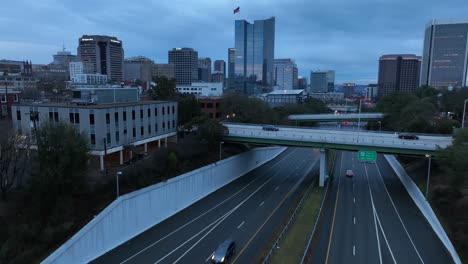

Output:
xmin=358 ymin=150 xmax=377 ymax=162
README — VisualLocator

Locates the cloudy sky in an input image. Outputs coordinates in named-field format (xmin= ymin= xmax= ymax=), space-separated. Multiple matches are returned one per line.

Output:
xmin=1 ymin=0 xmax=467 ymax=84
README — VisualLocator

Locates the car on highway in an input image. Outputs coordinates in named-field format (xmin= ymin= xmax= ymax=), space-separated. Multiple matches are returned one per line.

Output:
xmin=345 ymin=169 xmax=354 ymax=177
xmin=211 ymin=240 xmax=236 ymax=263
xmin=262 ymin=125 xmax=279 ymax=131
xmin=398 ymin=133 xmax=419 ymax=140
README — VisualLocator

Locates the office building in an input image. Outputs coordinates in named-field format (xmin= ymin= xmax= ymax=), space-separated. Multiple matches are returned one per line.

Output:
xmin=297 ymin=76 xmax=307 ymax=90
xmin=234 ymin=17 xmax=275 ymax=94
xmin=168 ymin=48 xmax=198 ymax=85
xmin=152 ymin=63 xmax=175 ymax=79
xmin=327 ymin=71 xmax=335 ymax=92
xmin=378 ymin=54 xmax=421 ymax=97
xmin=421 ymin=19 xmax=468 ymax=89
xmin=228 ymin=48 xmax=235 ymax=88
xmin=176 ymin=82 xmax=223 ymax=97
xmin=51 ymin=48 xmax=78 ymax=67
xmin=0 ymin=60 xmax=33 ymax=75
xmin=310 ymin=70 xmax=334 ymax=93
xmin=198 ymin=57 xmax=212 ymax=82
xmin=69 ymin=62 xmax=94 ymax=79
xmin=77 ymin=35 xmax=124 ymax=82
xmin=264 ymin=89 xmax=305 ymax=107
xmin=0 ymin=75 xmax=37 ymax=90
xmin=1 ymin=89 xmax=20 ymax=120
xmin=274 ymin=59 xmax=298 ymax=90
xmin=199 ymin=97 xmax=222 ymax=120
xmin=366 ymin=84 xmax=378 ymax=100
xmin=309 ymin=92 xmax=344 ymax=103
xmin=214 ymin=60 xmax=226 ymax=76
xmin=342 ymin=83 xmax=356 ymax=98
xmin=211 ymin=72 xmax=226 ymax=85
xmin=124 ymin=56 xmax=154 ymax=82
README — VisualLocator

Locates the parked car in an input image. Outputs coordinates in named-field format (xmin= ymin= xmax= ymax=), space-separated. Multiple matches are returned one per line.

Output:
xmin=262 ymin=125 xmax=279 ymax=131
xmin=345 ymin=169 xmax=355 ymax=177
xmin=398 ymin=133 xmax=419 ymax=140
xmin=211 ymin=240 xmax=236 ymax=263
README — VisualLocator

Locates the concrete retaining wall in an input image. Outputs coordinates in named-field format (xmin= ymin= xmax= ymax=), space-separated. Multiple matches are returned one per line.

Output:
xmin=42 ymin=147 xmax=287 ymax=264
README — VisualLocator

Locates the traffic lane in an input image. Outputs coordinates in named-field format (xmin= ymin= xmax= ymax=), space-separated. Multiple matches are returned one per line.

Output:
xmin=374 ymin=155 xmax=454 ymax=264
xmin=307 ymin=151 xmax=344 ymax=263
xmin=91 ymin=148 xmax=299 ymax=264
xmin=365 ymin=162 xmax=424 ymax=263
xmin=171 ymin=148 xmax=319 ymax=264
xmin=114 ymin=148 xmax=310 ymax=264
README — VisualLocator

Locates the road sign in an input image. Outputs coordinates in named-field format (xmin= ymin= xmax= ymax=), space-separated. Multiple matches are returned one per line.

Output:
xmin=358 ymin=150 xmax=377 ymax=162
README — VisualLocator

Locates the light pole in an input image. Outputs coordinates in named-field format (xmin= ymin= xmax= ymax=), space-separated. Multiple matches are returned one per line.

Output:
xmin=116 ymin=171 xmax=122 ymax=198
xmin=357 ymin=99 xmax=363 ymax=142
xmin=425 ymin=154 xmax=431 ymax=200
xmin=462 ymin=99 xmax=468 ymax=128
xmin=219 ymin=141 xmax=224 ymax=161
xmin=378 ymin=121 xmax=381 ymax=132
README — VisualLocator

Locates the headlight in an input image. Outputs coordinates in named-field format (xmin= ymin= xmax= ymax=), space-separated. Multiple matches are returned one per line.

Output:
xmin=211 ymin=255 xmax=215 ymax=260
xmin=221 ymin=257 xmax=225 ymax=262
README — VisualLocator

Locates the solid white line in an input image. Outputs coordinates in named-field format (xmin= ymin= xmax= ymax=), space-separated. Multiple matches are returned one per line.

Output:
xmin=374 ymin=208 xmax=398 ymax=264
xmin=259 ymin=201 xmax=265 ymax=207
xmin=120 ymin=149 xmax=297 ymax=264
xmin=375 ymin=164 xmax=425 ymax=264
xmin=364 ymin=166 xmax=383 ymax=264
xmin=353 ymin=217 xmax=356 ymax=225
xmin=353 ymin=197 xmax=356 ymax=204
xmin=205 ymin=252 xmax=214 ymax=262
xmin=275 ymin=186 xmax=279 ymax=191
xmin=353 ymin=245 xmax=356 ymax=256
xmin=237 ymin=221 xmax=245 ymax=229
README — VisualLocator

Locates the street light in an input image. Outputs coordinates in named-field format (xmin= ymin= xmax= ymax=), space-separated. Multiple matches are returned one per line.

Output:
xmin=219 ymin=141 xmax=224 ymax=161
xmin=116 ymin=171 xmax=122 ymax=198
xmin=378 ymin=121 xmax=382 ymax=132
xmin=462 ymin=99 xmax=468 ymax=129
xmin=425 ymin=154 xmax=431 ymax=200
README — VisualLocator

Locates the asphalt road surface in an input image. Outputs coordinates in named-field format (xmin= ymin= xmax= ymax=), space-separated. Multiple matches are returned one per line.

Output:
xmin=91 ymin=147 xmax=319 ymax=264
xmin=309 ymin=151 xmax=453 ymax=264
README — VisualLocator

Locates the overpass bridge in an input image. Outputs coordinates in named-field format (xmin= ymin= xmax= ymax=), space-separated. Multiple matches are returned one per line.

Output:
xmin=288 ymin=113 xmax=384 ymax=122
xmin=222 ymin=123 xmax=453 ymax=186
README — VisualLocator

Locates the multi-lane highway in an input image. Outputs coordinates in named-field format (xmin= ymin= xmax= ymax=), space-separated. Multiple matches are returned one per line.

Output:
xmin=309 ymin=151 xmax=453 ymax=264
xmin=91 ymin=148 xmax=319 ymax=264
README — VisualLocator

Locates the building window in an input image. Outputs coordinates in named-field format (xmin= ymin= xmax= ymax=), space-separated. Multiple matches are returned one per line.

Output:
xmin=14 ymin=94 xmax=18 ymax=102
xmin=90 ymin=134 xmax=96 ymax=145
xmin=114 ymin=112 xmax=119 ymax=123
xmin=140 ymin=109 xmax=144 ymax=119
xmin=69 ymin=113 xmax=80 ymax=124
xmin=162 ymin=107 xmax=165 ymax=115
xmin=132 ymin=128 xmax=136 ymax=138
xmin=123 ymin=111 xmax=127 ymax=121
xmin=148 ymin=108 xmax=151 ymax=117
xmin=16 ymin=110 xmax=21 ymax=120
xmin=167 ymin=106 xmax=170 ymax=115
xmin=154 ymin=107 xmax=158 ymax=116
xmin=1 ymin=95 xmax=5 ymax=103
xmin=106 ymin=113 xmax=110 ymax=124
xmin=49 ymin=111 xmax=58 ymax=122
xmin=123 ymin=129 xmax=127 ymax=134
xmin=115 ymin=132 xmax=120 ymax=143
xmin=207 ymin=103 xmax=213 ymax=108
xmin=140 ymin=126 xmax=144 ymax=136
xmin=148 ymin=125 xmax=151 ymax=134
xmin=106 ymin=133 xmax=111 ymax=144
xmin=90 ymin=113 xmax=95 ymax=125
xmin=132 ymin=110 xmax=136 ymax=120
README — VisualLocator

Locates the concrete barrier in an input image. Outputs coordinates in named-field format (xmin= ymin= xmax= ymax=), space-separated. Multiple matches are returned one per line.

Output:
xmin=41 ymin=146 xmax=287 ymax=264
xmin=385 ymin=155 xmax=461 ymax=264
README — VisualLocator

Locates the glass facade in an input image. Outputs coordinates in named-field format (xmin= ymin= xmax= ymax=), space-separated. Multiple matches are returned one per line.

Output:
xmin=421 ymin=20 xmax=468 ymax=88
xmin=234 ymin=17 xmax=275 ymax=95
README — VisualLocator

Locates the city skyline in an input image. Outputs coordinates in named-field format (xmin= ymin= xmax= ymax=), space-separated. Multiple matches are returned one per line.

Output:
xmin=1 ymin=0 xmax=468 ymax=84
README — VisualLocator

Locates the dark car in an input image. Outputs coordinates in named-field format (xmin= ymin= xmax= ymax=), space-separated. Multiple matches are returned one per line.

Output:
xmin=211 ymin=240 xmax=236 ymax=263
xmin=398 ymin=133 xmax=419 ymax=140
xmin=262 ymin=125 xmax=279 ymax=131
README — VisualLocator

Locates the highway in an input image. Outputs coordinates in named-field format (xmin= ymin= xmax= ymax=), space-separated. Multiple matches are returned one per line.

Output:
xmin=91 ymin=147 xmax=319 ymax=264
xmin=309 ymin=151 xmax=453 ymax=264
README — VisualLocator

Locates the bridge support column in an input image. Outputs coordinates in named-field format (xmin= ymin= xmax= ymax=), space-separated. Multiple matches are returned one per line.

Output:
xmin=319 ymin=148 xmax=327 ymax=187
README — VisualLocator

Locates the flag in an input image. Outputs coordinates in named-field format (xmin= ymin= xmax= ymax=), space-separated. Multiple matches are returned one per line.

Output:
xmin=233 ymin=7 xmax=240 ymax=14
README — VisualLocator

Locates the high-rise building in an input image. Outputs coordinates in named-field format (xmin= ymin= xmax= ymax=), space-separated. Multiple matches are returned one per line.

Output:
xmin=234 ymin=17 xmax=275 ymax=94
xmin=274 ymin=59 xmax=298 ymax=90
xmin=378 ymin=54 xmax=421 ymax=97
xmin=152 ymin=63 xmax=175 ymax=79
xmin=214 ymin=60 xmax=226 ymax=77
xmin=421 ymin=19 xmax=468 ymax=89
xmin=77 ymin=35 xmax=124 ymax=82
xmin=310 ymin=70 xmax=334 ymax=93
xmin=124 ymin=56 xmax=154 ymax=82
xmin=51 ymin=48 xmax=78 ymax=67
xmin=366 ymin=84 xmax=378 ymax=100
xmin=342 ymin=83 xmax=356 ymax=98
xmin=198 ymin=57 xmax=212 ymax=82
xmin=297 ymin=76 xmax=307 ymax=90
xmin=228 ymin=48 xmax=235 ymax=88
xmin=168 ymin=48 xmax=198 ymax=85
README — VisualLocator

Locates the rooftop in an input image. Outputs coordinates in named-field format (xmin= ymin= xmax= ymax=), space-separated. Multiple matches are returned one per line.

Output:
xmin=15 ymin=100 xmax=172 ymax=109
xmin=268 ymin=89 xmax=304 ymax=95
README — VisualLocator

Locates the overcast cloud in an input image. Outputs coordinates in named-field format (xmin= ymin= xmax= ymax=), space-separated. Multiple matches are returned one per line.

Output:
xmin=0 ymin=0 xmax=467 ymax=84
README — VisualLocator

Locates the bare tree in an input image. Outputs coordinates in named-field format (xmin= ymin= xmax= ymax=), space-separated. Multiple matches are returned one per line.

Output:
xmin=0 ymin=125 xmax=29 ymax=200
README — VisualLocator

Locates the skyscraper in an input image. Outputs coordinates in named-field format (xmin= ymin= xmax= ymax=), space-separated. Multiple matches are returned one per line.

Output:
xmin=214 ymin=60 xmax=226 ymax=76
xmin=198 ymin=57 xmax=212 ymax=82
xmin=310 ymin=70 xmax=334 ymax=93
xmin=77 ymin=35 xmax=124 ymax=82
xmin=274 ymin=59 xmax=298 ymax=90
xmin=124 ymin=56 xmax=154 ymax=82
xmin=168 ymin=48 xmax=198 ymax=85
xmin=342 ymin=83 xmax=356 ymax=98
xmin=421 ymin=19 xmax=468 ymax=89
xmin=228 ymin=48 xmax=235 ymax=88
xmin=297 ymin=76 xmax=307 ymax=90
xmin=234 ymin=17 xmax=275 ymax=94
xmin=327 ymin=71 xmax=335 ymax=92
xmin=378 ymin=54 xmax=421 ymax=97
xmin=152 ymin=63 xmax=175 ymax=79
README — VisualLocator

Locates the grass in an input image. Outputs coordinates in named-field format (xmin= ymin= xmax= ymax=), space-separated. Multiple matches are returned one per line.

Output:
xmin=269 ymin=186 xmax=324 ymax=264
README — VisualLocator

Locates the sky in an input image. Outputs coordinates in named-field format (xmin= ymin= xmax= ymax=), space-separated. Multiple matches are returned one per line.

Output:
xmin=1 ymin=0 xmax=467 ymax=84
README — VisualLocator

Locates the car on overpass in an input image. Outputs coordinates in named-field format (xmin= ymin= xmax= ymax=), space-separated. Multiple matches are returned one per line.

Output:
xmin=211 ymin=240 xmax=236 ymax=263
xmin=398 ymin=133 xmax=419 ymax=140
xmin=262 ymin=125 xmax=279 ymax=131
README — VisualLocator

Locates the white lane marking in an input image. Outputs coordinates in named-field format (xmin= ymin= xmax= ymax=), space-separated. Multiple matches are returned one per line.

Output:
xmin=275 ymin=186 xmax=279 ymax=191
xmin=364 ymin=166 xmax=384 ymax=264
xmin=353 ymin=217 xmax=356 ymax=225
xmin=120 ymin=149 xmax=298 ymax=264
xmin=259 ymin=201 xmax=265 ymax=207
xmin=364 ymin=165 xmax=397 ymax=264
xmin=353 ymin=245 xmax=356 ymax=256
xmin=374 ymin=164 xmax=425 ymax=264
xmin=353 ymin=197 xmax=356 ymax=204
xmin=205 ymin=252 xmax=214 ymax=262
xmin=237 ymin=221 xmax=245 ymax=229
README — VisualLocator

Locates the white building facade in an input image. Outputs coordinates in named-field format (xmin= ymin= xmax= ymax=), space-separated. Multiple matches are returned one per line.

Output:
xmin=176 ymin=82 xmax=223 ymax=97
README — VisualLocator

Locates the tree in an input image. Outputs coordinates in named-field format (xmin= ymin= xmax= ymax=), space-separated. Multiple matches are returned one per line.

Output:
xmin=0 ymin=126 xmax=29 ymax=200
xmin=149 ymin=76 xmax=177 ymax=100
xmin=178 ymin=94 xmax=202 ymax=129
xmin=221 ymin=93 xmax=279 ymax=124
xmin=197 ymin=118 xmax=226 ymax=150
xmin=31 ymin=122 xmax=89 ymax=211
xmin=438 ymin=129 xmax=468 ymax=189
